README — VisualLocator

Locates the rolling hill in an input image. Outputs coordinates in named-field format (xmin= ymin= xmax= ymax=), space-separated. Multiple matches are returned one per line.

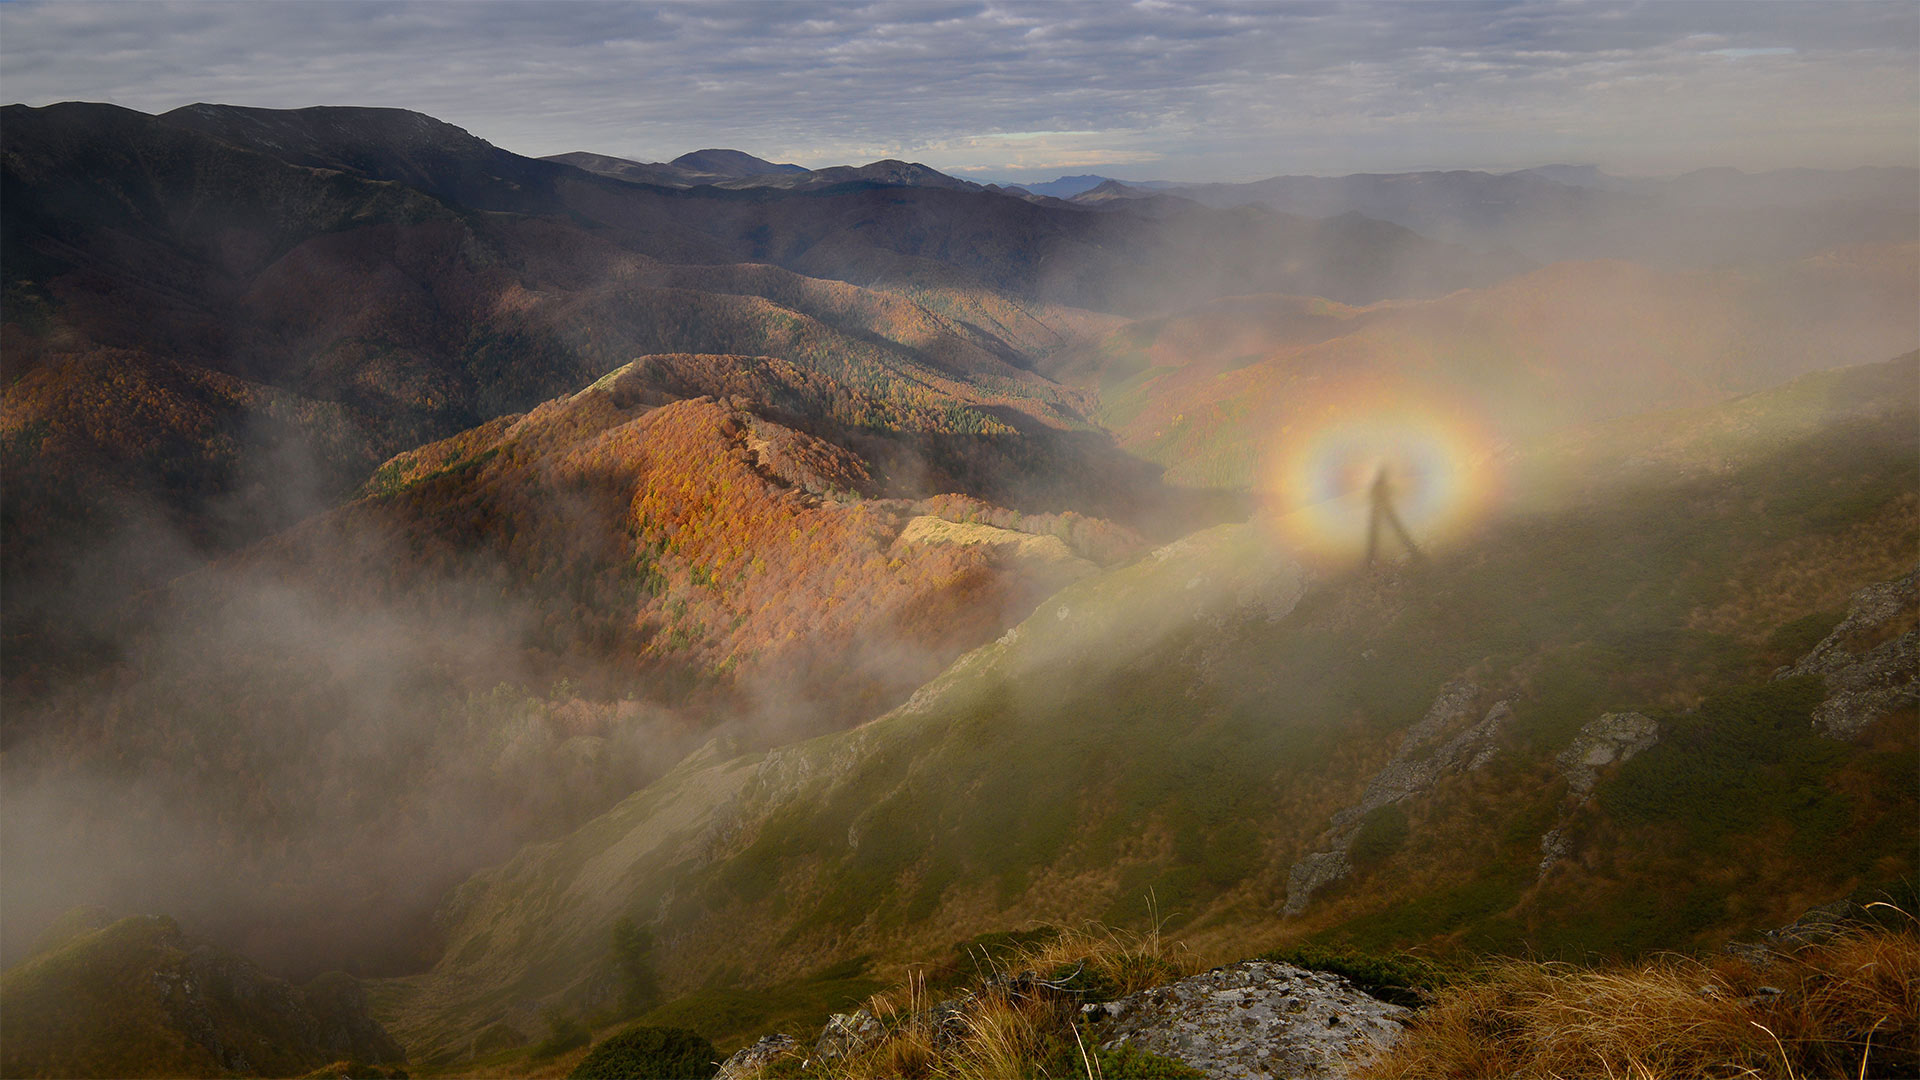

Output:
xmin=543 ymin=148 xmax=811 ymax=188
xmin=2 ymin=100 xmax=1524 ymax=688
xmin=0 ymin=350 xmax=1161 ymax=981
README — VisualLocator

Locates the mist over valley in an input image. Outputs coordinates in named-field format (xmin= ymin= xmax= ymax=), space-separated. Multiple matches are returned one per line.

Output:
xmin=2 ymin=4 xmax=1917 ymax=1077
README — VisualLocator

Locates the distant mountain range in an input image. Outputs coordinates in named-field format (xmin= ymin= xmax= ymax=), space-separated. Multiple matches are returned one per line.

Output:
xmin=547 ymin=147 xmax=986 ymax=194
xmin=2 ymin=100 xmax=1521 ymax=669
xmin=546 ymin=147 xmax=1917 ymax=270
xmin=1024 ymin=163 xmax=1917 ymax=265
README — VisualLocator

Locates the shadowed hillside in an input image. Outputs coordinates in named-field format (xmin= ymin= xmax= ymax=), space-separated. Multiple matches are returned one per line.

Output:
xmin=0 ymin=913 xmax=403 ymax=1079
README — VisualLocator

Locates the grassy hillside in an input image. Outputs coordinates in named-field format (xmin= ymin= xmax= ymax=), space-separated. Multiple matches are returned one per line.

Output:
xmin=0 ymin=914 xmax=402 ymax=1079
xmin=378 ymin=356 xmax=1916 ymax=1062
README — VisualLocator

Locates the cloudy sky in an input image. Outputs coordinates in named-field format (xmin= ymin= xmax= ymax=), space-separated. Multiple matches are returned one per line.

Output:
xmin=2 ymin=1 xmax=1914 ymax=183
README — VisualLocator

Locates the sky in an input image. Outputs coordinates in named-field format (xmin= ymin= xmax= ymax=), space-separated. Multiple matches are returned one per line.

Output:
xmin=2 ymin=1 xmax=1915 ymax=184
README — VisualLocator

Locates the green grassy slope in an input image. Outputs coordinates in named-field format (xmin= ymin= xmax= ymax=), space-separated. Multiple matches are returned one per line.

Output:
xmin=378 ymin=356 xmax=1917 ymax=1063
xmin=1 ymin=915 xmax=403 ymax=1079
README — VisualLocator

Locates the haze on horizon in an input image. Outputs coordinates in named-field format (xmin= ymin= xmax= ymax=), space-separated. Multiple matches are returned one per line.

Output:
xmin=2 ymin=0 xmax=1914 ymax=184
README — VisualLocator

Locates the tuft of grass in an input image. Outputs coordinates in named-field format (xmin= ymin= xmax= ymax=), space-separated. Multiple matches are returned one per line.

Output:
xmin=1361 ymin=922 xmax=1919 ymax=1079
xmin=726 ymin=919 xmax=1203 ymax=1079
xmin=1004 ymin=917 xmax=1199 ymax=1000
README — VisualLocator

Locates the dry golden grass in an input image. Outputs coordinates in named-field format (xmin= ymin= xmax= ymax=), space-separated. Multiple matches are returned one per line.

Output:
xmin=1363 ymin=918 xmax=1919 ymax=1080
xmin=724 ymin=918 xmax=1203 ymax=1080
xmin=1004 ymin=917 xmax=1203 ymax=997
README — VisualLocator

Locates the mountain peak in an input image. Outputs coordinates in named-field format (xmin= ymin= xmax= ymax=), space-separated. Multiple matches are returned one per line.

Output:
xmin=1071 ymin=178 xmax=1151 ymax=203
xmin=162 ymin=102 xmax=486 ymax=151
xmin=669 ymin=147 xmax=806 ymax=177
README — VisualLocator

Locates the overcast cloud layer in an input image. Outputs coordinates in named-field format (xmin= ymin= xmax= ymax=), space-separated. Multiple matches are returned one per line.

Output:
xmin=2 ymin=1 xmax=1915 ymax=182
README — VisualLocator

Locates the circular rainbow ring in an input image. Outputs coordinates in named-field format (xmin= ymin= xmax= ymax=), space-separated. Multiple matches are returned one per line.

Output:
xmin=1257 ymin=391 xmax=1504 ymax=566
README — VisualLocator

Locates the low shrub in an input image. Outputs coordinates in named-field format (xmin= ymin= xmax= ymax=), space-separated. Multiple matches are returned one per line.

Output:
xmin=529 ymin=1009 xmax=589 ymax=1060
xmin=568 ymin=1024 xmax=719 ymax=1079
xmin=1254 ymin=944 xmax=1443 ymax=1008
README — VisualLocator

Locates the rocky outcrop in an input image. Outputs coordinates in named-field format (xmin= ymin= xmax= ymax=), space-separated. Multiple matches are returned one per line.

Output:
xmin=812 ymin=1009 xmax=886 ymax=1061
xmin=1780 ymin=567 xmax=1918 ymax=740
xmin=1810 ymin=633 xmax=1917 ymax=739
xmin=1283 ymin=680 xmax=1510 ymax=914
xmin=716 ymin=1033 xmax=797 ymax=1079
xmin=1085 ymin=961 xmax=1409 ymax=1079
xmin=155 ymin=936 xmax=406 ymax=1075
xmin=1283 ymin=852 xmax=1356 ymax=917
xmin=1537 ymin=711 xmax=1662 ymax=876
xmin=1555 ymin=711 xmax=1661 ymax=798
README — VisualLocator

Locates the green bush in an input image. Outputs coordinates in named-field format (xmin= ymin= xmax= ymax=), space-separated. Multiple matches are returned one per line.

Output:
xmin=1256 ymin=944 xmax=1442 ymax=1008
xmin=530 ymin=1009 xmax=589 ymax=1060
xmin=568 ymin=1025 xmax=719 ymax=1080
xmin=1047 ymin=960 xmax=1122 ymax=1003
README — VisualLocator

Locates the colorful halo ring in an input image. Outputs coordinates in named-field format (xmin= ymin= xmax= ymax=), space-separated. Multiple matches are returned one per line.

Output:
xmin=1256 ymin=389 xmax=1504 ymax=566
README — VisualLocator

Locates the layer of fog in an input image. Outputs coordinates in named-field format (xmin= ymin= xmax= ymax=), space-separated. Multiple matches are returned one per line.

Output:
xmin=3 ymin=141 xmax=1915 ymax=988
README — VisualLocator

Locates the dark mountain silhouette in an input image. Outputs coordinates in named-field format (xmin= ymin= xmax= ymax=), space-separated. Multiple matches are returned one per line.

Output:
xmin=540 ymin=150 xmax=699 ymax=187
xmin=1012 ymin=174 xmax=1124 ymax=198
xmin=1070 ymin=178 xmax=1154 ymax=203
xmin=717 ymin=158 xmax=983 ymax=192
xmin=543 ymin=147 xmax=808 ymax=187
xmin=160 ymin=102 xmax=588 ymax=215
xmin=668 ymin=147 xmax=808 ymax=178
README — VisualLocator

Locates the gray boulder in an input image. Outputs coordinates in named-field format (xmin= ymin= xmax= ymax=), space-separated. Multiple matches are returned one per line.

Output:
xmin=1556 ymin=711 xmax=1661 ymax=798
xmin=1085 ymin=961 xmax=1409 ymax=1080
xmin=1809 ymin=632 xmax=1917 ymax=739
xmin=716 ymin=1033 xmax=797 ymax=1079
xmin=1780 ymin=567 xmax=1918 ymax=740
xmin=813 ymin=1008 xmax=884 ymax=1061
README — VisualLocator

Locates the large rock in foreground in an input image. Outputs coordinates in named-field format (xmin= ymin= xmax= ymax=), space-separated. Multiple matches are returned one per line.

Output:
xmin=1086 ymin=961 xmax=1409 ymax=1079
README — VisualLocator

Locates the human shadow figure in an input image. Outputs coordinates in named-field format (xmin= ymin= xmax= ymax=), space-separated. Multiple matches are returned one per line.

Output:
xmin=1364 ymin=464 xmax=1424 ymax=568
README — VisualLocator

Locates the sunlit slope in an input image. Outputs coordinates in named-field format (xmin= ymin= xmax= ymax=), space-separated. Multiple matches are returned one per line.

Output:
xmin=1084 ymin=250 xmax=1919 ymax=489
xmin=2 ymin=103 xmax=1135 ymax=665
xmin=382 ymin=356 xmax=1917 ymax=1060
